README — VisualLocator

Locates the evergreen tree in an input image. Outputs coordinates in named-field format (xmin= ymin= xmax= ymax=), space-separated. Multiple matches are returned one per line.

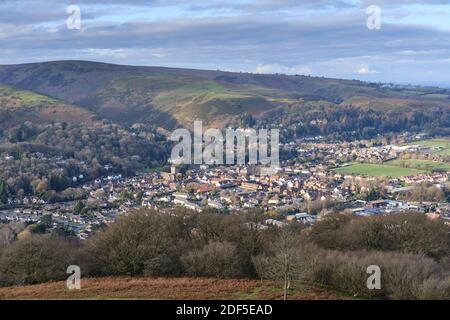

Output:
xmin=0 ymin=180 xmax=8 ymax=204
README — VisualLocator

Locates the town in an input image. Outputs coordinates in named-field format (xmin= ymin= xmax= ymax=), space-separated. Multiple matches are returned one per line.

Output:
xmin=1 ymin=134 xmax=449 ymax=240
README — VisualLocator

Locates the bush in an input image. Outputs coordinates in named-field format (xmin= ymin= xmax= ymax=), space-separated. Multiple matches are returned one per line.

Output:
xmin=80 ymin=210 xmax=188 ymax=276
xmin=0 ymin=235 xmax=77 ymax=286
xmin=307 ymin=213 xmax=352 ymax=250
xmin=309 ymin=213 xmax=449 ymax=260
xmin=188 ymin=209 xmax=268 ymax=278
xmin=308 ymin=248 xmax=448 ymax=300
xmin=416 ymin=275 xmax=450 ymax=300
xmin=181 ymin=241 xmax=242 ymax=278
xmin=0 ymin=221 xmax=26 ymax=247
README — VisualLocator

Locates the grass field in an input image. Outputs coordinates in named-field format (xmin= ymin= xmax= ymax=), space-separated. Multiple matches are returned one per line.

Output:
xmin=0 ymin=277 xmax=348 ymax=300
xmin=384 ymin=159 xmax=450 ymax=171
xmin=334 ymin=163 xmax=426 ymax=177
xmin=0 ymin=84 xmax=58 ymax=107
xmin=408 ymin=138 xmax=450 ymax=156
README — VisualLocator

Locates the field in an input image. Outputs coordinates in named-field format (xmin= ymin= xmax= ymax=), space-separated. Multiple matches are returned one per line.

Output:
xmin=334 ymin=163 xmax=425 ymax=177
xmin=336 ymin=139 xmax=450 ymax=177
xmin=384 ymin=159 xmax=450 ymax=171
xmin=0 ymin=277 xmax=347 ymax=300
xmin=408 ymin=138 xmax=450 ymax=156
xmin=0 ymin=84 xmax=58 ymax=107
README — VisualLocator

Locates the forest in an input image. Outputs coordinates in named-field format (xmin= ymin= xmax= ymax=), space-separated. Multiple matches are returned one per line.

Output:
xmin=0 ymin=121 xmax=169 ymax=203
xmin=266 ymin=104 xmax=450 ymax=142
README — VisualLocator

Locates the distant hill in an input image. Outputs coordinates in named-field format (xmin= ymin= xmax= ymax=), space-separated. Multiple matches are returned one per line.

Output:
xmin=1 ymin=60 xmax=449 ymax=130
xmin=0 ymin=84 xmax=98 ymax=129
xmin=0 ymin=82 xmax=168 ymax=199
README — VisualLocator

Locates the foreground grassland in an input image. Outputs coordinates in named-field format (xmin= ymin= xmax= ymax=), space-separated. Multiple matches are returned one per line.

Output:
xmin=0 ymin=277 xmax=347 ymax=300
xmin=333 ymin=163 xmax=425 ymax=177
xmin=408 ymin=138 xmax=450 ymax=156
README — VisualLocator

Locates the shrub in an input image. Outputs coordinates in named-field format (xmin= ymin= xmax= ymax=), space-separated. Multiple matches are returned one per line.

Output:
xmin=416 ymin=275 xmax=450 ymax=300
xmin=307 ymin=213 xmax=352 ymax=250
xmin=308 ymin=248 xmax=447 ymax=300
xmin=0 ymin=221 xmax=26 ymax=247
xmin=0 ymin=235 xmax=77 ymax=286
xmin=181 ymin=241 xmax=242 ymax=278
xmin=80 ymin=210 xmax=187 ymax=276
xmin=309 ymin=213 xmax=449 ymax=260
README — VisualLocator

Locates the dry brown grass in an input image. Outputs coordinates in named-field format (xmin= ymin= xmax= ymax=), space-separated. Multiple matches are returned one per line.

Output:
xmin=0 ymin=277 xmax=347 ymax=300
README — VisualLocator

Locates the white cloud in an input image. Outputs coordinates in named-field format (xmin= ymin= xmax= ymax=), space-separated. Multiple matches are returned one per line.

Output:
xmin=354 ymin=66 xmax=378 ymax=74
xmin=1 ymin=1 xmax=450 ymax=83
xmin=255 ymin=63 xmax=311 ymax=75
xmin=0 ymin=23 xmax=33 ymax=39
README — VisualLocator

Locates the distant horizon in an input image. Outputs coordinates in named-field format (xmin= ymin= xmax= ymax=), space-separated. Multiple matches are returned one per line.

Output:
xmin=2 ymin=59 xmax=449 ymax=89
xmin=1 ymin=0 xmax=450 ymax=86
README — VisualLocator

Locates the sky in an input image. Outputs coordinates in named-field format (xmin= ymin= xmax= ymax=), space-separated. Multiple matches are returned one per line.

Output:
xmin=1 ymin=0 xmax=450 ymax=86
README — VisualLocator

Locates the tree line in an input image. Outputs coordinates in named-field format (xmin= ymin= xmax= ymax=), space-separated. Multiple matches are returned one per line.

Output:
xmin=0 ymin=121 xmax=169 ymax=203
xmin=265 ymin=104 xmax=450 ymax=142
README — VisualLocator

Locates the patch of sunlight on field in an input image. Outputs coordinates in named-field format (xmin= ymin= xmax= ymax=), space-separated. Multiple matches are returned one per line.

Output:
xmin=333 ymin=163 xmax=426 ymax=177
xmin=408 ymin=138 xmax=450 ymax=156
xmin=385 ymin=159 xmax=450 ymax=171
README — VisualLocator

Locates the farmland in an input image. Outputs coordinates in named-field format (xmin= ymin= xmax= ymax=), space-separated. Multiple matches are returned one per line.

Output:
xmin=0 ymin=277 xmax=347 ymax=300
xmin=333 ymin=163 xmax=425 ymax=177
xmin=408 ymin=138 xmax=450 ymax=156
xmin=333 ymin=156 xmax=449 ymax=178
xmin=384 ymin=159 xmax=450 ymax=172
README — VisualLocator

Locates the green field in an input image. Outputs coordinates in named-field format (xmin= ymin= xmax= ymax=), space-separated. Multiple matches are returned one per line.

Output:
xmin=0 ymin=84 xmax=58 ymax=107
xmin=334 ymin=163 xmax=426 ymax=177
xmin=384 ymin=159 xmax=450 ymax=171
xmin=408 ymin=138 xmax=450 ymax=156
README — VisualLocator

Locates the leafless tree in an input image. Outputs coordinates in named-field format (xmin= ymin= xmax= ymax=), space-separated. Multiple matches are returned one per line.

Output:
xmin=252 ymin=227 xmax=311 ymax=300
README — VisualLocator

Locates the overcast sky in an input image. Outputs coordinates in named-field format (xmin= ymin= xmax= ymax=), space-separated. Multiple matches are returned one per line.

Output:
xmin=1 ymin=0 xmax=450 ymax=86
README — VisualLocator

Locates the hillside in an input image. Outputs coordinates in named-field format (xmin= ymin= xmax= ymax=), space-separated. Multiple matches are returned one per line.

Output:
xmin=0 ymin=277 xmax=347 ymax=300
xmin=1 ymin=61 xmax=450 ymax=130
xmin=0 ymin=60 xmax=449 ymax=199
xmin=0 ymin=83 xmax=169 ymax=201
xmin=0 ymin=84 xmax=98 ymax=129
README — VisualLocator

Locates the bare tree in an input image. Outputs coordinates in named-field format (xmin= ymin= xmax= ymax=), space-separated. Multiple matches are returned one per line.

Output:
xmin=252 ymin=227 xmax=310 ymax=300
